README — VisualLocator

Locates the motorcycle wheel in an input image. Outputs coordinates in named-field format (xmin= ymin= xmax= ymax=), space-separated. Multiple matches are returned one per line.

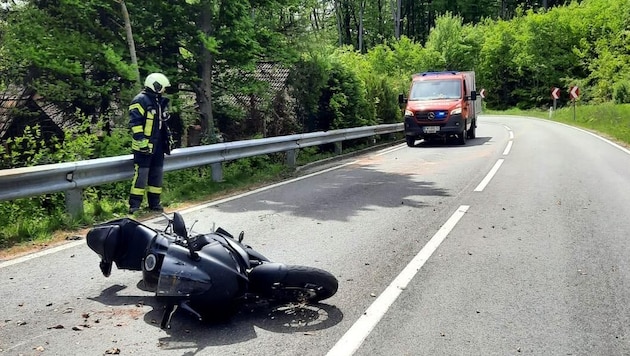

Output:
xmin=273 ymin=265 xmax=338 ymax=303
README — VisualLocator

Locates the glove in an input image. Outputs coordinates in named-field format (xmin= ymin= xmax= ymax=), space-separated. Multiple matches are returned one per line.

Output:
xmin=165 ymin=127 xmax=175 ymax=155
xmin=132 ymin=138 xmax=152 ymax=154
xmin=167 ymin=136 xmax=175 ymax=155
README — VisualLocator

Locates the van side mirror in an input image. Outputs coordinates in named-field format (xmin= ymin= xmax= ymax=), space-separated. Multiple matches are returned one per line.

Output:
xmin=470 ymin=91 xmax=477 ymax=101
xmin=398 ymin=93 xmax=407 ymax=104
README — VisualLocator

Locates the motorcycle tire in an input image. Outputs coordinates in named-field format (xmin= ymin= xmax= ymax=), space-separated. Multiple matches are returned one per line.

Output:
xmin=272 ymin=265 xmax=338 ymax=303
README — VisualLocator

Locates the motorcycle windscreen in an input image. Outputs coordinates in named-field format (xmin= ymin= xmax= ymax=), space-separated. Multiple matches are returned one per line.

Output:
xmin=156 ymin=249 xmax=212 ymax=297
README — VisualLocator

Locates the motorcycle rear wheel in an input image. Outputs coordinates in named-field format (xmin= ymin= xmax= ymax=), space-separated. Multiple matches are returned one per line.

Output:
xmin=272 ymin=265 xmax=338 ymax=303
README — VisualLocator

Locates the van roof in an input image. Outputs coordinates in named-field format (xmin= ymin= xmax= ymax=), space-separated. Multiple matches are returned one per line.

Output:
xmin=412 ymin=71 xmax=463 ymax=80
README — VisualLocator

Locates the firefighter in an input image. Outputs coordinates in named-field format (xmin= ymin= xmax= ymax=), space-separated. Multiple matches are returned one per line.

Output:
xmin=128 ymin=72 xmax=174 ymax=214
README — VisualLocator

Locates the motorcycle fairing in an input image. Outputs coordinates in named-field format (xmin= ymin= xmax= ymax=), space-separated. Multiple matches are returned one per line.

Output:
xmin=86 ymin=218 xmax=157 ymax=272
xmin=156 ymin=240 xmax=248 ymax=303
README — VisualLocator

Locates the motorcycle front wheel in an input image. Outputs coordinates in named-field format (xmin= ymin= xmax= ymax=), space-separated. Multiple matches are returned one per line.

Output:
xmin=272 ymin=265 xmax=338 ymax=303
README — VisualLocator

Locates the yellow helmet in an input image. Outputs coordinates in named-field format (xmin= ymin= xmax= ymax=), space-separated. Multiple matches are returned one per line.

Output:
xmin=144 ymin=73 xmax=170 ymax=93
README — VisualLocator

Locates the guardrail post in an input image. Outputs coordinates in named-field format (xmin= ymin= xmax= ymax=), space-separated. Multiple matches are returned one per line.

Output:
xmin=65 ymin=188 xmax=84 ymax=218
xmin=334 ymin=142 xmax=343 ymax=155
xmin=211 ymin=162 xmax=223 ymax=182
xmin=286 ymin=149 xmax=297 ymax=167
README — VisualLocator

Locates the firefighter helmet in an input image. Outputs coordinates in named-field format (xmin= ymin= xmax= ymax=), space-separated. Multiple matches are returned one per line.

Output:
xmin=144 ymin=73 xmax=170 ymax=93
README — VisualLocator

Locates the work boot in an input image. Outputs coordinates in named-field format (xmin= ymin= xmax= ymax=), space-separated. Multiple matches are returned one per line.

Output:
xmin=128 ymin=206 xmax=140 ymax=214
xmin=149 ymin=204 xmax=164 ymax=213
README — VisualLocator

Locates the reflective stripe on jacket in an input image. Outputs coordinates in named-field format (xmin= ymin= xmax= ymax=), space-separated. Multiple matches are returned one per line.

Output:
xmin=128 ymin=90 xmax=171 ymax=153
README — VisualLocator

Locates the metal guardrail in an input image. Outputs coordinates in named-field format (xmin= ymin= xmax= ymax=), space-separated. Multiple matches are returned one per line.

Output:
xmin=0 ymin=123 xmax=403 ymax=216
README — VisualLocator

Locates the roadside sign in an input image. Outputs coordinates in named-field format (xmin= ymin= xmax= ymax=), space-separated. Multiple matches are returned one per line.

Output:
xmin=479 ymin=89 xmax=486 ymax=99
xmin=570 ymin=86 xmax=580 ymax=100
xmin=551 ymin=87 xmax=560 ymax=100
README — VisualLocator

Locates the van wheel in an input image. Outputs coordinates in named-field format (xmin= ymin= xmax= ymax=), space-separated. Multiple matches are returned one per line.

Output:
xmin=467 ymin=121 xmax=476 ymax=139
xmin=406 ymin=136 xmax=416 ymax=147
xmin=458 ymin=129 xmax=467 ymax=145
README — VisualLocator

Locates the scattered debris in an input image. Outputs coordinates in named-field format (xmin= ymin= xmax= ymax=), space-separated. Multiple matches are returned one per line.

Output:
xmin=17 ymin=321 xmax=27 ymax=326
xmin=47 ymin=324 xmax=64 ymax=329
xmin=105 ymin=347 xmax=121 ymax=354
xmin=46 ymin=303 xmax=53 ymax=307
xmin=34 ymin=346 xmax=45 ymax=352
xmin=370 ymin=293 xmax=377 ymax=297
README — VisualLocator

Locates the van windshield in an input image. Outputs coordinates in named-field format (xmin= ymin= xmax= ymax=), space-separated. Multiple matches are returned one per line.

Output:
xmin=409 ymin=80 xmax=462 ymax=100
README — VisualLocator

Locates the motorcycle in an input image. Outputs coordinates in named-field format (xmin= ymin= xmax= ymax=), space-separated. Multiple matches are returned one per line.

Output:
xmin=86 ymin=212 xmax=338 ymax=329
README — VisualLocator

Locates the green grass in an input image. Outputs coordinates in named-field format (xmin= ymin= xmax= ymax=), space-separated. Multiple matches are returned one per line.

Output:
xmin=484 ymin=103 xmax=630 ymax=147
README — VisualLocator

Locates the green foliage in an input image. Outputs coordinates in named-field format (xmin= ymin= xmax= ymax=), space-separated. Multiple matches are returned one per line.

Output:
xmin=287 ymin=51 xmax=332 ymax=132
xmin=613 ymin=81 xmax=630 ymax=104
xmin=0 ymin=2 xmax=134 ymax=121
xmin=424 ymin=13 xmax=477 ymax=71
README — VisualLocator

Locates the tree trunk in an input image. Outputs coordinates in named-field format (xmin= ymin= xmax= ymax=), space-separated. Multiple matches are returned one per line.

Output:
xmin=334 ymin=0 xmax=343 ymax=46
xmin=196 ymin=0 xmax=215 ymax=143
xmin=358 ymin=0 xmax=365 ymax=52
xmin=119 ymin=0 xmax=140 ymax=87
xmin=392 ymin=0 xmax=401 ymax=40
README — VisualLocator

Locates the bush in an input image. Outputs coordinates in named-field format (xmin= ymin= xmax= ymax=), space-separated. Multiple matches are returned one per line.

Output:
xmin=613 ymin=80 xmax=630 ymax=104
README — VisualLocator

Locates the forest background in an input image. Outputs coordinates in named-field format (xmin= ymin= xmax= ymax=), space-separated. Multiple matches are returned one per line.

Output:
xmin=0 ymin=0 xmax=629 ymax=250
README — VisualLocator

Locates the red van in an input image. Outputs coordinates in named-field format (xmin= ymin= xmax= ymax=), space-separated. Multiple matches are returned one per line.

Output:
xmin=399 ymin=71 xmax=481 ymax=146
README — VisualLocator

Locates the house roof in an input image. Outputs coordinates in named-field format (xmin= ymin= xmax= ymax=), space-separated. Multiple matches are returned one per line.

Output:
xmin=218 ymin=62 xmax=291 ymax=108
xmin=0 ymin=85 xmax=75 ymax=139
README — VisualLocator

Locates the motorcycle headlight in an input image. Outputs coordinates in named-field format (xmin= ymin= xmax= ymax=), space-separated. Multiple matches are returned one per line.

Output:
xmin=404 ymin=110 xmax=414 ymax=116
xmin=144 ymin=254 xmax=157 ymax=272
xmin=450 ymin=107 xmax=462 ymax=115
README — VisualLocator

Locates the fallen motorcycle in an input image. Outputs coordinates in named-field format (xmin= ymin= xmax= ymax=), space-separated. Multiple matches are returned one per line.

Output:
xmin=86 ymin=212 xmax=338 ymax=329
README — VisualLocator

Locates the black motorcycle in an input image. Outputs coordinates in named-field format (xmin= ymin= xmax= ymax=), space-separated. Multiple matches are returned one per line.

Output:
xmin=86 ymin=212 xmax=338 ymax=329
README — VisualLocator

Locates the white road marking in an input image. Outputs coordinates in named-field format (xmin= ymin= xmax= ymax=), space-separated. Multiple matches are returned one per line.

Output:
xmin=0 ymin=240 xmax=84 ymax=269
xmin=474 ymin=159 xmax=504 ymax=192
xmin=326 ymin=205 xmax=470 ymax=356
xmin=503 ymin=140 xmax=513 ymax=155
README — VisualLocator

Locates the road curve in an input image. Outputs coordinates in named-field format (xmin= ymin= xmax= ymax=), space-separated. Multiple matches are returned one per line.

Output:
xmin=2 ymin=114 xmax=630 ymax=356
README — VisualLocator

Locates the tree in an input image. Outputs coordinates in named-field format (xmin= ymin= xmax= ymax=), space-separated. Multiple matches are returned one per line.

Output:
xmin=0 ymin=1 xmax=137 ymax=124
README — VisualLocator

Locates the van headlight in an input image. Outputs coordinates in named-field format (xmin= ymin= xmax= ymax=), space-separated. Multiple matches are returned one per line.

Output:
xmin=404 ymin=110 xmax=414 ymax=116
xmin=450 ymin=107 xmax=462 ymax=115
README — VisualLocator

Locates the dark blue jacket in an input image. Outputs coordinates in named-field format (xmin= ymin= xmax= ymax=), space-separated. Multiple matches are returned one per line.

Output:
xmin=128 ymin=89 xmax=172 ymax=154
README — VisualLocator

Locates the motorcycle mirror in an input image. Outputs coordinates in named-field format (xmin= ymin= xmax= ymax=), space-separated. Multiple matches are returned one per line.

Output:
xmin=173 ymin=212 xmax=187 ymax=239
xmin=238 ymin=231 xmax=244 ymax=243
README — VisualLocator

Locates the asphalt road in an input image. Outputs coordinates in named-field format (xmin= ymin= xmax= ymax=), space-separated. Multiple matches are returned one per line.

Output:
xmin=2 ymin=114 xmax=630 ymax=356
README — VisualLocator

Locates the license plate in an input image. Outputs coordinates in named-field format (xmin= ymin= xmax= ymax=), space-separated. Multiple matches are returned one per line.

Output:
xmin=423 ymin=126 xmax=440 ymax=134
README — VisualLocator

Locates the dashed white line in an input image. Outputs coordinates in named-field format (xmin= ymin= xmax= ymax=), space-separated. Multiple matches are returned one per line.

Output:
xmin=503 ymin=140 xmax=513 ymax=155
xmin=326 ymin=205 xmax=470 ymax=356
xmin=474 ymin=159 xmax=504 ymax=192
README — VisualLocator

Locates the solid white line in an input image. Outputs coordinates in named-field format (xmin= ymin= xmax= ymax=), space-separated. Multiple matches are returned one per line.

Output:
xmin=0 ymin=240 xmax=84 ymax=269
xmin=1 ymin=144 xmax=406 ymax=266
xmin=326 ymin=205 xmax=470 ymax=356
xmin=474 ymin=159 xmax=504 ymax=192
xmin=503 ymin=141 xmax=513 ymax=155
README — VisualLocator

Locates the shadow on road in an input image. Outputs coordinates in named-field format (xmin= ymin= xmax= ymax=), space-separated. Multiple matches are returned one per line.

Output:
xmin=89 ymin=283 xmax=343 ymax=355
